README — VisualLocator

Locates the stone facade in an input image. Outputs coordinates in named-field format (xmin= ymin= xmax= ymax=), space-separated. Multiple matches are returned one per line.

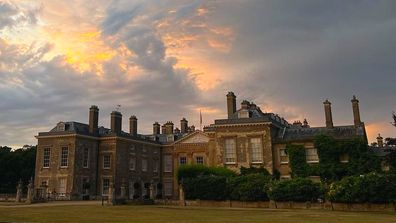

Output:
xmin=34 ymin=92 xmax=367 ymax=200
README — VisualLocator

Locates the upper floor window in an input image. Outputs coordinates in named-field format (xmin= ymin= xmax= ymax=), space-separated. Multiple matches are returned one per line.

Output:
xmin=250 ymin=138 xmax=263 ymax=163
xmin=196 ymin=156 xmax=204 ymax=165
xmin=225 ymin=138 xmax=236 ymax=164
xmin=164 ymin=155 xmax=172 ymax=173
xmin=179 ymin=156 xmax=187 ymax=165
xmin=129 ymin=157 xmax=136 ymax=171
xmin=153 ymin=159 xmax=159 ymax=173
xmin=142 ymin=159 xmax=148 ymax=172
xmin=306 ymin=147 xmax=319 ymax=163
xmin=43 ymin=148 xmax=51 ymax=168
xmin=103 ymin=155 xmax=111 ymax=169
xmin=279 ymin=147 xmax=289 ymax=164
xmin=60 ymin=147 xmax=68 ymax=167
xmin=83 ymin=148 xmax=89 ymax=168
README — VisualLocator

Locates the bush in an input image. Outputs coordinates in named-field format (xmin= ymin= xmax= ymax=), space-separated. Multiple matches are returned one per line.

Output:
xmin=177 ymin=165 xmax=236 ymax=182
xmin=229 ymin=173 xmax=271 ymax=201
xmin=183 ymin=175 xmax=228 ymax=200
xmin=327 ymin=173 xmax=396 ymax=203
xmin=268 ymin=178 xmax=324 ymax=202
xmin=240 ymin=166 xmax=270 ymax=176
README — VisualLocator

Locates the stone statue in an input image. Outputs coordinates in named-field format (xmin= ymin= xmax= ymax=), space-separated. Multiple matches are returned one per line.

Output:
xmin=108 ymin=181 xmax=115 ymax=205
xmin=16 ymin=179 xmax=23 ymax=202
xmin=26 ymin=178 xmax=34 ymax=204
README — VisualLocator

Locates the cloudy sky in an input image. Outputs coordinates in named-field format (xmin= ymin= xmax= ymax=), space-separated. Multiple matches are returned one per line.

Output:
xmin=1 ymin=0 xmax=395 ymax=148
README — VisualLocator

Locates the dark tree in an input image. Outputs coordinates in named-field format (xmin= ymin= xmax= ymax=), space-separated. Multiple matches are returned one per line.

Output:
xmin=392 ymin=112 xmax=396 ymax=127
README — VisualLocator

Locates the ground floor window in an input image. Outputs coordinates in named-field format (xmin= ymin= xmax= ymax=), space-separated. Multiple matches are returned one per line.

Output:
xmin=164 ymin=181 xmax=173 ymax=197
xmin=195 ymin=156 xmax=204 ymax=165
xmin=58 ymin=178 xmax=67 ymax=197
xmin=102 ymin=178 xmax=110 ymax=195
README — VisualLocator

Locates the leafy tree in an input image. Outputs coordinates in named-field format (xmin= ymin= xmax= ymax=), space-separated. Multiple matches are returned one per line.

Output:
xmin=268 ymin=178 xmax=324 ymax=202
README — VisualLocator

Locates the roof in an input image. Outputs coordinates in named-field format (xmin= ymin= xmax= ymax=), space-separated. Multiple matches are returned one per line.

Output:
xmin=369 ymin=146 xmax=396 ymax=157
xmin=277 ymin=125 xmax=366 ymax=142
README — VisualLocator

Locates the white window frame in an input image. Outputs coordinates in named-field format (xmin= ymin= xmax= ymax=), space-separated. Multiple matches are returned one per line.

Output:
xmin=179 ymin=156 xmax=187 ymax=165
xmin=279 ymin=147 xmax=289 ymax=164
xmin=58 ymin=178 xmax=67 ymax=197
xmin=225 ymin=138 xmax=236 ymax=164
xmin=196 ymin=156 xmax=204 ymax=165
xmin=60 ymin=147 xmax=68 ymax=168
xmin=164 ymin=155 xmax=172 ymax=173
xmin=103 ymin=155 xmax=111 ymax=169
xmin=102 ymin=178 xmax=110 ymax=195
xmin=250 ymin=137 xmax=263 ymax=163
xmin=305 ymin=147 xmax=319 ymax=163
xmin=43 ymin=148 xmax=51 ymax=168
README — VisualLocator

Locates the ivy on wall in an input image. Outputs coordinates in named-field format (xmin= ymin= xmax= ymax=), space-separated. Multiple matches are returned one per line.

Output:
xmin=287 ymin=135 xmax=381 ymax=182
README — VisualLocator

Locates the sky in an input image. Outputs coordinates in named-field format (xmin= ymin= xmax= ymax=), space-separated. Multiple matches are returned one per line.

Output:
xmin=0 ymin=0 xmax=395 ymax=148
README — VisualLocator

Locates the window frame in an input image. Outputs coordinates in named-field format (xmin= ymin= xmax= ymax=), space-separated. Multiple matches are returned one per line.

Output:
xmin=43 ymin=147 xmax=51 ymax=168
xmin=164 ymin=155 xmax=172 ymax=173
xmin=225 ymin=138 xmax=237 ymax=164
xmin=279 ymin=147 xmax=289 ymax=164
xmin=179 ymin=156 xmax=187 ymax=165
xmin=60 ymin=147 xmax=69 ymax=168
xmin=103 ymin=155 xmax=111 ymax=169
xmin=141 ymin=158 xmax=148 ymax=172
xmin=305 ymin=147 xmax=319 ymax=163
xmin=83 ymin=147 xmax=89 ymax=168
xmin=250 ymin=137 xmax=263 ymax=163
xmin=195 ymin=156 xmax=204 ymax=165
xmin=102 ymin=178 xmax=110 ymax=195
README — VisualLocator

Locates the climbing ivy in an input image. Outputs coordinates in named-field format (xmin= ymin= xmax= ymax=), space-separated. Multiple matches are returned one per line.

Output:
xmin=287 ymin=135 xmax=381 ymax=182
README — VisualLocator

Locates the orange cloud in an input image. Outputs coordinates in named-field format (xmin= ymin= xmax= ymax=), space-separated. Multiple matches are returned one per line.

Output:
xmin=366 ymin=122 xmax=396 ymax=144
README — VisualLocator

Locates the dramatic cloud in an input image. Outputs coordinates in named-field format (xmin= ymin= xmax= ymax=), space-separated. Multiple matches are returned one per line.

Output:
xmin=0 ymin=0 xmax=395 ymax=148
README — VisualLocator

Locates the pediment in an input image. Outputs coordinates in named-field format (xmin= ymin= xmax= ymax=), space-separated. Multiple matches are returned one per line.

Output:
xmin=177 ymin=131 xmax=210 ymax=144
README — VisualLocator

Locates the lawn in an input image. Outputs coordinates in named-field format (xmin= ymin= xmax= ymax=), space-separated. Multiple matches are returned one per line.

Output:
xmin=1 ymin=203 xmax=396 ymax=223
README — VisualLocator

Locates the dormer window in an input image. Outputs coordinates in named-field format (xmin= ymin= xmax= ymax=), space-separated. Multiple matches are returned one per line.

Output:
xmin=238 ymin=110 xmax=250 ymax=118
xmin=57 ymin=122 xmax=66 ymax=131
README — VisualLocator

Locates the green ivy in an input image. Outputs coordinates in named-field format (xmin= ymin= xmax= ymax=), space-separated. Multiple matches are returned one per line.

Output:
xmin=287 ymin=135 xmax=381 ymax=182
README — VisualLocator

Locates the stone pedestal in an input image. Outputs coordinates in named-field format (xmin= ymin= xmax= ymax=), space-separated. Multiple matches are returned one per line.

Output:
xmin=120 ymin=181 xmax=127 ymax=200
xmin=26 ymin=179 xmax=34 ymax=204
xmin=179 ymin=184 xmax=185 ymax=206
xmin=16 ymin=180 xmax=23 ymax=202
xmin=149 ymin=184 xmax=155 ymax=200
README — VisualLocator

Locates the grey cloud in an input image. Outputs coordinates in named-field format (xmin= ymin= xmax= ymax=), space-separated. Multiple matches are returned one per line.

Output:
xmin=0 ymin=1 xmax=38 ymax=30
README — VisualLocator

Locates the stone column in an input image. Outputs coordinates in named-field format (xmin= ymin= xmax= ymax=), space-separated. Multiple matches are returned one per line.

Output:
xmin=26 ymin=179 xmax=34 ymax=204
xmin=108 ymin=182 xmax=115 ymax=205
xmin=16 ymin=179 xmax=23 ymax=202
xmin=179 ymin=184 xmax=185 ymax=206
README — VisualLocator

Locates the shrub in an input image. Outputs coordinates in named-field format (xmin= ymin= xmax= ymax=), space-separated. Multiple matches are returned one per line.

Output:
xmin=327 ymin=173 xmax=396 ymax=203
xmin=268 ymin=178 xmax=324 ymax=202
xmin=240 ymin=166 xmax=270 ymax=176
xmin=183 ymin=175 xmax=228 ymax=200
xmin=177 ymin=165 xmax=236 ymax=182
xmin=228 ymin=173 xmax=271 ymax=201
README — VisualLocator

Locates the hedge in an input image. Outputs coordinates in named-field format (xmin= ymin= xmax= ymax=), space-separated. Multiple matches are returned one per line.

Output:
xmin=178 ymin=165 xmax=236 ymax=182
xmin=327 ymin=173 xmax=396 ymax=203
xmin=268 ymin=178 xmax=324 ymax=202
xmin=228 ymin=173 xmax=271 ymax=201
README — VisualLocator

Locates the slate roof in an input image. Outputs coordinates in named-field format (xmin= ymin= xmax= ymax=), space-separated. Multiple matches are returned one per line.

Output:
xmin=369 ymin=146 xmax=396 ymax=157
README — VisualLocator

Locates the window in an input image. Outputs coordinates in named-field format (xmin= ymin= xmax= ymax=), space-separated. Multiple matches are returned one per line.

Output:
xmin=306 ymin=147 xmax=319 ymax=163
xmin=339 ymin=153 xmax=349 ymax=163
xmin=129 ymin=157 xmax=136 ymax=171
xmin=83 ymin=148 xmax=89 ymax=168
xmin=179 ymin=156 xmax=187 ymax=165
xmin=164 ymin=181 xmax=173 ymax=197
xmin=250 ymin=138 xmax=263 ymax=163
xmin=129 ymin=145 xmax=135 ymax=154
xmin=225 ymin=138 xmax=236 ymax=164
xmin=60 ymin=147 xmax=68 ymax=167
xmin=142 ymin=159 xmax=148 ymax=172
xmin=153 ymin=160 xmax=158 ymax=173
xmin=103 ymin=155 xmax=111 ymax=169
xmin=279 ymin=147 xmax=289 ymax=164
xmin=196 ymin=156 xmax=204 ymax=165
xmin=102 ymin=178 xmax=110 ymax=195
xmin=43 ymin=148 xmax=50 ymax=168
xmin=58 ymin=178 xmax=67 ymax=196
xmin=164 ymin=155 xmax=172 ymax=172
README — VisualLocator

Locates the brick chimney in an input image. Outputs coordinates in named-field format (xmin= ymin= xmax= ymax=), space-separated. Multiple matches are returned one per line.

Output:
xmin=110 ymin=111 xmax=122 ymax=134
xmin=129 ymin=115 xmax=137 ymax=136
xmin=351 ymin=95 xmax=362 ymax=127
xmin=153 ymin=122 xmax=160 ymax=135
xmin=89 ymin=105 xmax=99 ymax=135
xmin=227 ymin=92 xmax=236 ymax=119
xmin=180 ymin=118 xmax=188 ymax=134
xmin=323 ymin=99 xmax=333 ymax=128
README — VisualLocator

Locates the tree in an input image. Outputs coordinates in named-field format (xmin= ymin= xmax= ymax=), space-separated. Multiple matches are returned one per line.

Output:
xmin=392 ymin=112 xmax=396 ymax=127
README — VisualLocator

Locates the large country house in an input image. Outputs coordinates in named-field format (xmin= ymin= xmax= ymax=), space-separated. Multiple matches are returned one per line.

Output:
xmin=34 ymin=92 xmax=366 ymax=200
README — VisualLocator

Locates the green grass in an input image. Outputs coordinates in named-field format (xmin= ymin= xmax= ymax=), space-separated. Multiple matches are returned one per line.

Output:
xmin=1 ymin=204 xmax=396 ymax=223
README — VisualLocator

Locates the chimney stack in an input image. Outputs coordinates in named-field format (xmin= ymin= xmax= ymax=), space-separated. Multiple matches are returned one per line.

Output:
xmin=351 ymin=95 xmax=362 ymax=127
xmin=161 ymin=124 xmax=166 ymax=134
xmin=377 ymin=134 xmax=384 ymax=147
xmin=227 ymin=92 xmax=236 ymax=119
xmin=323 ymin=99 xmax=333 ymax=128
xmin=89 ymin=105 xmax=99 ymax=135
xmin=180 ymin=118 xmax=188 ymax=134
xmin=129 ymin=115 xmax=137 ymax=136
xmin=110 ymin=111 xmax=122 ymax=134
xmin=165 ymin=121 xmax=174 ymax=134
xmin=153 ymin=122 xmax=160 ymax=135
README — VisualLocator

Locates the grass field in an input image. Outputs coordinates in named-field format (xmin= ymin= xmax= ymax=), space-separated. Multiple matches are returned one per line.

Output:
xmin=1 ymin=203 xmax=396 ymax=223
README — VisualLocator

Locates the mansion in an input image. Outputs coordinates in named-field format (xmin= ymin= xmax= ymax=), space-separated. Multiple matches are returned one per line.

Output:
xmin=34 ymin=92 xmax=366 ymax=200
